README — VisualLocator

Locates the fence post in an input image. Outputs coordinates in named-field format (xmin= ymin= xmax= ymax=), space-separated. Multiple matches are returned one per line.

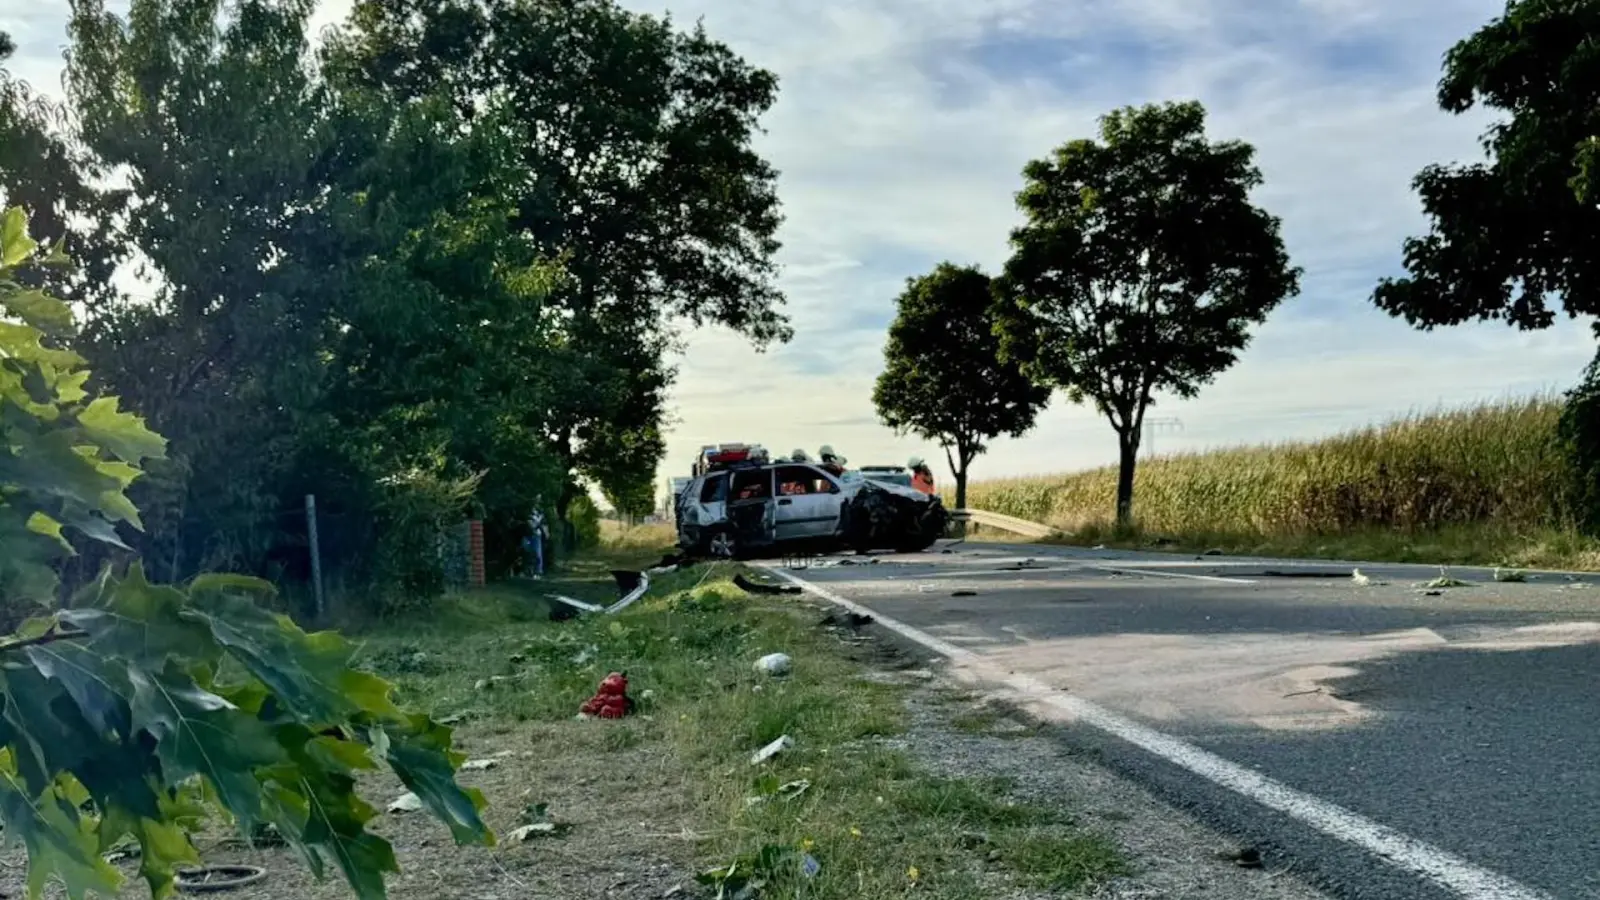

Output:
xmin=305 ymin=494 xmax=325 ymax=621
xmin=468 ymin=519 xmax=486 ymax=587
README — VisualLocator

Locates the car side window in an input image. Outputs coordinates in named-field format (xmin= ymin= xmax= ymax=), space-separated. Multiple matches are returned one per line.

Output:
xmin=809 ymin=466 xmax=842 ymax=494
xmin=730 ymin=468 xmax=771 ymax=500
xmin=699 ymin=474 xmax=728 ymax=503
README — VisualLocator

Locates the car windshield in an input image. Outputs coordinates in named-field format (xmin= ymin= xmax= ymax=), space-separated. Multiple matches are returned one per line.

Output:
xmin=856 ymin=470 xmax=912 ymax=487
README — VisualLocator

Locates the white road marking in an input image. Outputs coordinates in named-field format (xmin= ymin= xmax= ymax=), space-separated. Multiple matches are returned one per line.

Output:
xmin=765 ymin=565 xmax=1554 ymax=900
xmin=1088 ymin=564 xmax=1257 ymax=584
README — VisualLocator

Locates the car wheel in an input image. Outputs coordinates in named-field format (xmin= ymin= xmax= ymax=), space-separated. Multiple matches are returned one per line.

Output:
xmin=706 ymin=528 xmax=738 ymax=560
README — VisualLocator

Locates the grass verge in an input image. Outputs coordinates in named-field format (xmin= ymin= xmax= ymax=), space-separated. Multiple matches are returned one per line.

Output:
xmin=968 ymin=397 xmax=1600 ymax=570
xmin=350 ymin=540 xmax=1126 ymax=898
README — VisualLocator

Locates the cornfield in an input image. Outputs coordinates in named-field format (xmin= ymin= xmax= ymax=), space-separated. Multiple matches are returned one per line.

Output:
xmin=967 ymin=397 xmax=1576 ymax=539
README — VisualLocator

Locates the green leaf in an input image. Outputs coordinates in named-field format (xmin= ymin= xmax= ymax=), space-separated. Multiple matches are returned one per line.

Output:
xmin=381 ymin=716 xmax=492 ymax=846
xmin=0 ymin=773 xmax=123 ymax=900
xmin=0 ymin=289 xmax=73 ymax=333
xmin=75 ymin=396 xmax=165 ymax=464
xmin=23 ymin=642 xmax=131 ymax=738
xmin=0 ymin=207 xmax=36 ymax=268
xmin=125 ymin=662 xmax=285 ymax=831
xmin=186 ymin=591 xmax=378 ymax=722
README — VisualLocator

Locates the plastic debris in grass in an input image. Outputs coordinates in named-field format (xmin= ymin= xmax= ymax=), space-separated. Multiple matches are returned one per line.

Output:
xmin=751 ymin=734 xmax=793 ymax=765
xmin=578 ymin=671 xmax=635 ymax=719
xmin=547 ymin=569 xmax=653 ymax=616
xmin=745 ymin=776 xmax=813 ymax=807
xmin=734 ymin=572 xmax=801 ymax=595
xmin=508 ymin=802 xmax=573 ymax=841
xmin=754 ymin=652 xmax=792 ymax=676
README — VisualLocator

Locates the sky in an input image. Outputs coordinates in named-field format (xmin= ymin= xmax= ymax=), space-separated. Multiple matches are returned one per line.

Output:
xmin=5 ymin=0 xmax=1594 ymax=493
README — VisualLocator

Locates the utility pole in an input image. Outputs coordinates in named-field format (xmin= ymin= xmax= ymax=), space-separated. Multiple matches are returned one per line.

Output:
xmin=1141 ymin=416 xmax=1184 ymax=458
xmin=305 ymin=494 xmax=325 ymax=621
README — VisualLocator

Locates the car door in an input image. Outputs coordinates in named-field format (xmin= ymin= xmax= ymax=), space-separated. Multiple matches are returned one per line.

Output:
xmin=726 ymin=467 xmax=775 ymax=546
xmin=773 ymin=465 xmax=844 ymax=539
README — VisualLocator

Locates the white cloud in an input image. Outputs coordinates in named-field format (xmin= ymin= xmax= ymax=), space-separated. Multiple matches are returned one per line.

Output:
xmin=5 ymin=0 xmax=1591 ymax=498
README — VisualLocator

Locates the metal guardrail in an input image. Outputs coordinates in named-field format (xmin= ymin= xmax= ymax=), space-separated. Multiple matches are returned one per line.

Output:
xmin=952 ymin=508 xmax=1059 ymax=539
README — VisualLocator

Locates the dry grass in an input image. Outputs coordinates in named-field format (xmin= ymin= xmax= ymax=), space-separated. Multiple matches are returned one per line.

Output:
xmin=969 ymin=397 xmax=1600 ymax=569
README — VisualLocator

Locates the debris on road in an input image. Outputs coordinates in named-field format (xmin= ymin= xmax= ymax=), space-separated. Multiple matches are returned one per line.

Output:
xmin=578 ymin=671 xmax=635 ymax=719
xmin=734 ymin=573 xmax=801 ymax=595
xmin=754 ymin=652 xmax=792 ymax=676
xmin=1351 ymin=568 xmax=1372 ymax=586
xmin=952 ymin=590 xmax=978 ymax=597
xmin=750 ymin=734 xmax=793 ymax=765
xmin=1493 ymin=567 xmax=1530 ymax=583
xmin=1421 ymin=567 xmax=1472 ymax=589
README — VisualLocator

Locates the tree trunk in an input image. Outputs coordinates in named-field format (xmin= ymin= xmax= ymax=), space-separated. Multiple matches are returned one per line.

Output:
xmin=954 ymin=467 xmax=969 ymax=513
xmin=1115 ymin=430 xmax=1139 ymax=530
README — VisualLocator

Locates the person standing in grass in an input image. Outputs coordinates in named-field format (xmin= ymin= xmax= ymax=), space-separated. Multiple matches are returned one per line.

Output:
xmin=525 ymin=505 xmax=549 ymax=578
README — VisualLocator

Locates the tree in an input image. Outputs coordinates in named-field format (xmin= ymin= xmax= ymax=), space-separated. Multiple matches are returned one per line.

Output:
xmin=996 ymin=101 xmax=1300 ymax=527
xmin=324 ymin=0 xmax=791 ymax=523
xmin=0 ymin=207 xmax=490 ymax=898
xmin=872 ymin=263 xmax=1050 ymax=510
xmin=1373 ymin=0 xmax=1600 ymax=331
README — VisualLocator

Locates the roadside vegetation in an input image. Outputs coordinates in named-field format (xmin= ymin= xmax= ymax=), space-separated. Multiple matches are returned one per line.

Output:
xmin=967 ymin=397 xmax=1600 ymax=568
xmin=338 ymin=533 xmax=1127 ymax=899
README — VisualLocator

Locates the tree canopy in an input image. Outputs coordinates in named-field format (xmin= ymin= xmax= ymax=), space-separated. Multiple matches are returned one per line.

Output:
xmin=0 ymin=0 xmax=788 ymax=601
xmin=1373 ymin=0 xmax=1600 ymax=331
xmin=996 ymin=100 xmax=1300 ymax=525
xmin=872 ymin=263 xmax=1049 ymax=509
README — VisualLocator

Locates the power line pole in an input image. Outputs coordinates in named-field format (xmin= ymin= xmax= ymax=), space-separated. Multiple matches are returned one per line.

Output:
xmin=1141 ymin=416 xmax=1183 ymax=458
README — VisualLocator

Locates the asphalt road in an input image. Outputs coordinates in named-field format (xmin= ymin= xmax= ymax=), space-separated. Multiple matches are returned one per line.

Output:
xmin=769 ymin=541 xmax=1600 ymax=900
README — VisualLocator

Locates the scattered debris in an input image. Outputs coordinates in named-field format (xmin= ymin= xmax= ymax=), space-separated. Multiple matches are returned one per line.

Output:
xmin=754 ymin=652 xmax=792 ymax=677
xmin=472 ymin=675 xmax=517 ymax=692
xmin=1419 ymin=589 xmax=1443 ymax=597
xmin=507 ymin=802 xmax=573 ymax=840
xmin=1216 ymin=846 xmax=1263 ymax=869
xmin=1493 ymin=567 xmax=1529 ymax=583
xmin=1203 ymin=548 xmax=1224 ymax=556
xmin=547 ymin=570 xmax=654 ymax=618
xmin=734 ymin=573 xmax=802 ymax=595
xmin=578 ymin=671 xmax=636 ymax=719
xmin=1262 ymin=570 xmax=1350 ymax=579
xmin=750 ymin=734 xmax=793 ymax=765
xmin=1351 ymin=569 xmax=1371 ymax=587
xmin=800 ymin=854 xmax=821 ymax=878
xmin=951 ymin=590 xmax=978 ymax=597
xmin=745 ymin=777 xmax=812 ymax=806
xmin=176 ymin=865 xmax=267 ymax=893
xmin=821 ymin=611 xmax=874 ymax=628
xmin=1421 ymin=567 xmax=1472 ymax=589
xmin=388 ymin=792 xmax=424 ymax=813
xmin=459 ymin=758 xmax=499 ymax=772
xmin=436 ymin=710 xmax=476 ymax=726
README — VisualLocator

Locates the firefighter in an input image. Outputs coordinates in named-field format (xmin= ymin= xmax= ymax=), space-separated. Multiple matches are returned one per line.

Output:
xmin=818 ymin=445 xmax=848 ymax=476
xmin=909 ymin=457 xmax=936 ymax=495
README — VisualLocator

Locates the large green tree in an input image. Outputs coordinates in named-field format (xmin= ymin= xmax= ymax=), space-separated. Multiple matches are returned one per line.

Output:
xmin=325 ymin=0 xmax=789 ymax=521
xmin=996 ymin=101 xmax=1300 ymax=526
xmin=872 ymin=263 xmax=1050 ymax=510
xmin=1373 ymin=0 xmax=1600 ymax=330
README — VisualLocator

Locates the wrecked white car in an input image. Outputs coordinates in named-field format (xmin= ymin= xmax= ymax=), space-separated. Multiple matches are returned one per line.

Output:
xmin=675 ymin=457 xmax=948 ymax=559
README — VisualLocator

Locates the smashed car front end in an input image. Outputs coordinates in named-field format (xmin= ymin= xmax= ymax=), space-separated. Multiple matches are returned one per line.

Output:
xmin=842 ymin=478 xmax=949 ymax=551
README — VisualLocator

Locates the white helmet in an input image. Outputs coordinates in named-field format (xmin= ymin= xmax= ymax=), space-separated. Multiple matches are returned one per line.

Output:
xmin=908 ymin=456 xmax=925 ymax=469
xmin=819 ymin=444 xmax=836 ymax=459
xmin=791 ymin=448 xmax=810 ymax=461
